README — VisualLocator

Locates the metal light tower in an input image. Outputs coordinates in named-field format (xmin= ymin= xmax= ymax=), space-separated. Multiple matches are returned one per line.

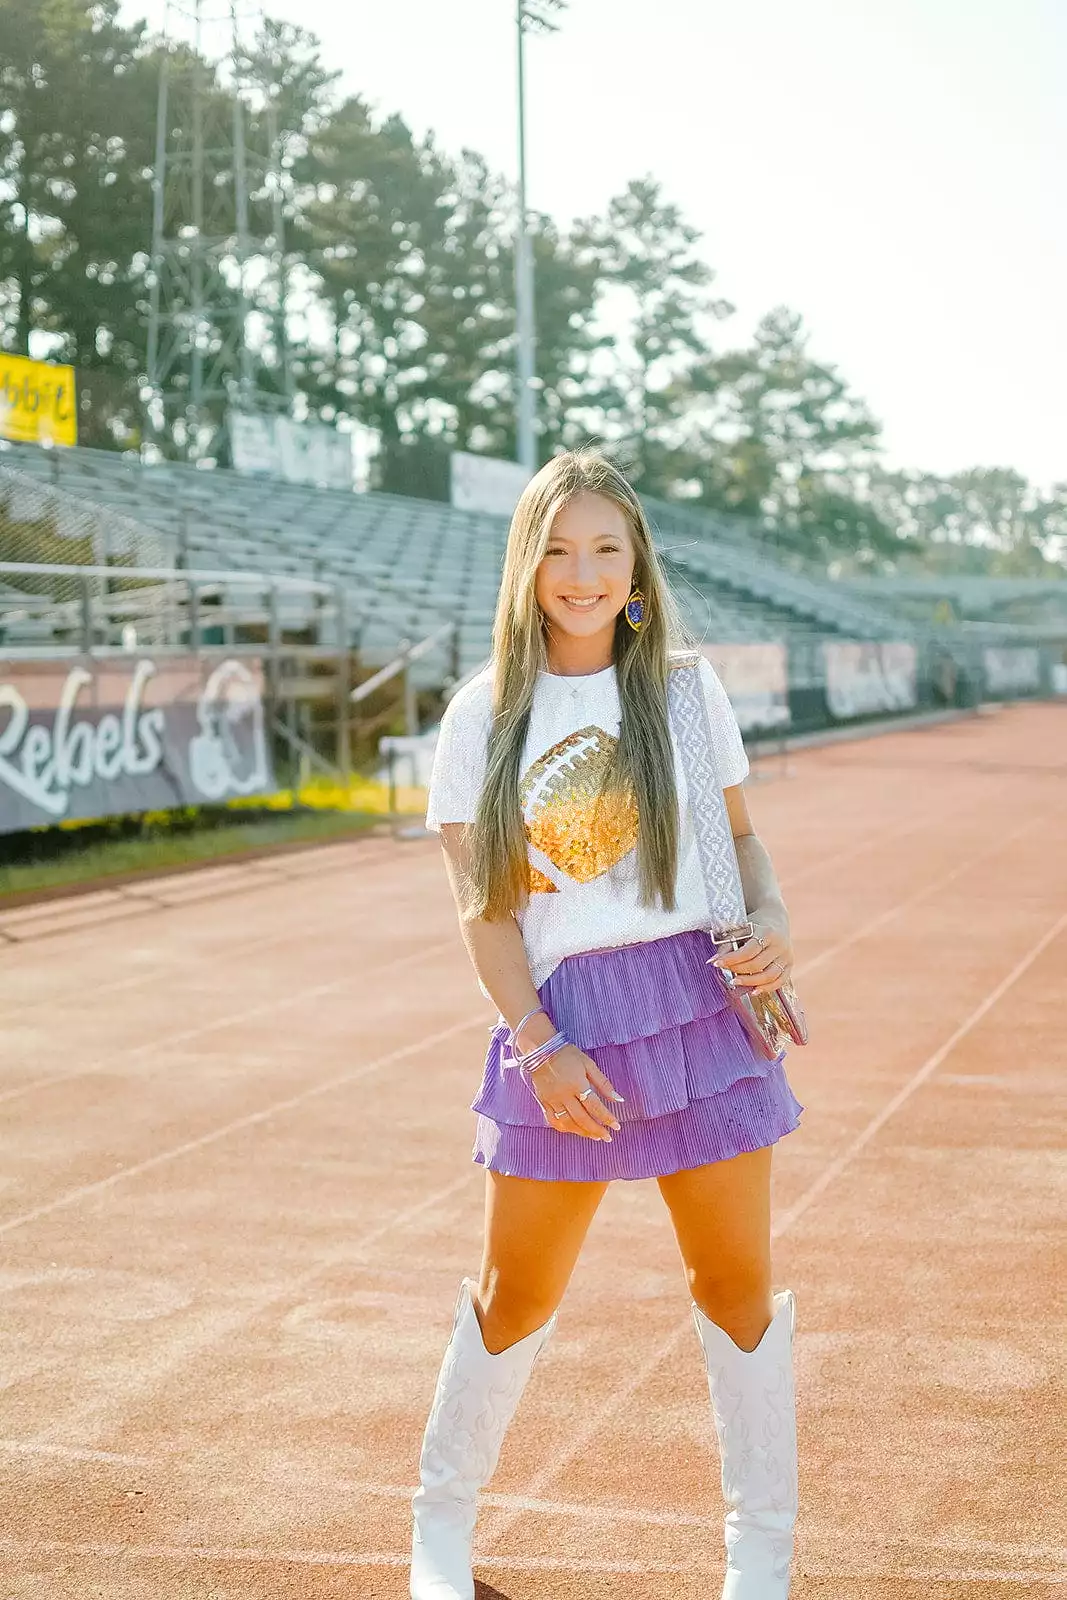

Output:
xmin=515 ymin=0 xmax=566 ymax=475
xmin=144 ymin=0 xmax=292 ymax=461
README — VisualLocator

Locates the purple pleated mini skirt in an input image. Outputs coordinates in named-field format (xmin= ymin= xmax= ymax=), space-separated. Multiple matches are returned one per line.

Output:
xmin=472 ymin=928 xmax=804 ymax=1182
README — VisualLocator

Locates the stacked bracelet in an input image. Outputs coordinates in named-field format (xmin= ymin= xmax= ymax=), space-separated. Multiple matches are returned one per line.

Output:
xmin=514 ymin=1030 xmax=569 ymax=1076
xmin=507 ymin=1005 xmax=548 ymax=1052
xmin=500 ymin=1006 xmax=570 ymax=1074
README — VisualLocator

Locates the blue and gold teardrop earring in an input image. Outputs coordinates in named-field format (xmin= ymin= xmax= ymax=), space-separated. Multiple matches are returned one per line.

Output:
xmin=624 ymin=581 xmax=646 ymax=632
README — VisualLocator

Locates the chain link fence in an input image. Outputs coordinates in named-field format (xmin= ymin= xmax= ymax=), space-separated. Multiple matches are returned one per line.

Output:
xmin=0 ymin=463 xmax=174 ymax=581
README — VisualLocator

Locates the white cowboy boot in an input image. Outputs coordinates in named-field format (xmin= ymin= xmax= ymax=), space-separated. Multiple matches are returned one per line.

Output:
xmin=693 ymin=1290 xmax=798 ymax=1599
xmin=410 ymin=1279 xmax=557 ymax=1600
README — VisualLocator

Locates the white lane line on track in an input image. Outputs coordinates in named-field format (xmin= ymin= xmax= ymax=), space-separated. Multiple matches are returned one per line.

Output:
xmin=772 ymin=769 xmax=1006 ymax=897
xmin=800 ymin=1567 xmax=1066 ymax=1586
xmin=479 ymin=897 xmax=1067 ymax=1553
xmin=0 ymin=1540 xmax=1060 ymax=1581
xmin=0 ymin=931 xmax=458 ymax=1108
xmin=21 ymin=1167 xmax=478 ymax=1453
xmin=0 ymin=1439 xmax=154 ymax=1467
xmin=0 ymin=1012 xmax=486 ymax=1238
xmin=793 ymin=809 xmax=1043 ymax=981
xmin=267 ymin=1479 xmax=1067 ymax=1570
xmin=773 ymin=902 xmax=1067 ymax=1238
xmin=0 ymin=838 xmax=408 ymax=949
xmin=0 ymin=848 xmax=434 ymax=1019
xmin=342 ymin=1478 xmax=716 ymax=1527
xmin=778 ymin=812 xmax=927 ymax=892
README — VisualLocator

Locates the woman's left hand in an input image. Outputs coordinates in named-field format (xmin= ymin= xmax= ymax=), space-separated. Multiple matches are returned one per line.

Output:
xmin=711 ymin=913 xmax=794 ymax=994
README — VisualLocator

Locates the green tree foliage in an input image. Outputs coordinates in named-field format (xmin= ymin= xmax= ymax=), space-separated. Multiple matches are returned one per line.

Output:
xmin=0 ymin=2 xmax=1060 ymax=578
xmin=404 ymin=149 xmax=517 ymax=455
xmin=678 ymin=307 xmax=894 ymax=565
xmin=572 ymin=177 xmax=733 ymax=491
xmin=868 ymin=467 xmax=1067 ymax=576
xmin=295 ymin=96 xmax=448 ymax=448
xmin=0 ymin=0 xmax=158 ymax=444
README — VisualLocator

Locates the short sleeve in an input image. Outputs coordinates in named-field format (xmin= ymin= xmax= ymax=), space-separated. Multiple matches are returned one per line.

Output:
xmin=697 ymin=656 xmax=749 ymax=787
xmin=424 ymin=680 xmax=493 ymax=831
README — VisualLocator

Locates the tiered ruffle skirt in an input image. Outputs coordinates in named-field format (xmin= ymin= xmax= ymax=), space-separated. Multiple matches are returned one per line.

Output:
xmin=472 ymin=928 xmax=803 ymax=1182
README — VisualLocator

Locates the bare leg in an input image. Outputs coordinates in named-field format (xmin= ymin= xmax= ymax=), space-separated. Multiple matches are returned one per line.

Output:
xmin=475 ymin=1170 xmax=609 ymax=1352
xmin=657 ymin=1146 xmax=774 ymax=1350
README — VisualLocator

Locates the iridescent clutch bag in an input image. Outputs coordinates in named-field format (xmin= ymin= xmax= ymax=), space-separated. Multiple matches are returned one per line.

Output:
xmin=667 ymin=658 xmax=809 ymax=1063
xmin=709 ymin=923 xmax=808 ymax=1062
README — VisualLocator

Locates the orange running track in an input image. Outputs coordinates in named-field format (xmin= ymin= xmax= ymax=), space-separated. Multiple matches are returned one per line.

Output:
xmin=0 ymin=701 xmax=1064 ymax=1600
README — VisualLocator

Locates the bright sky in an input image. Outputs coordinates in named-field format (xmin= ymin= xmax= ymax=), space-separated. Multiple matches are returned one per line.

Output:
xmin=125 ymin=0 xmax=1067 ymax=490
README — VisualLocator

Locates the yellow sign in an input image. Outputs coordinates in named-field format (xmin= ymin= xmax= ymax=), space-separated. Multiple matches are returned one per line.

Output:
xmin=0 ymin=353 xmax=77 ymax=447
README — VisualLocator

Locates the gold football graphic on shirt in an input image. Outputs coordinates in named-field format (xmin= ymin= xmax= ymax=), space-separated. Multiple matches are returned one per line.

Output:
xmin=520 ymin=725 xmax=638 ymax=887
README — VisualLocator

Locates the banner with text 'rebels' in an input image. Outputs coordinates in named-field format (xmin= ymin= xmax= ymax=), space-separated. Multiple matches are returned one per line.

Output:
xmin=0 ymin=656 xmax=275 ymax=834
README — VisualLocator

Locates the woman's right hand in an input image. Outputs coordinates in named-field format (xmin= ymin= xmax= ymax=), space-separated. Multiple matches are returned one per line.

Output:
xmin=528 ymin=1045 xmax=623 ymax=1141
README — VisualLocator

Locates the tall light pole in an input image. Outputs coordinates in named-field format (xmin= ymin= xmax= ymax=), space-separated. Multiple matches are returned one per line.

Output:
xmin=515 ymin=0 xmax=565 ymax=475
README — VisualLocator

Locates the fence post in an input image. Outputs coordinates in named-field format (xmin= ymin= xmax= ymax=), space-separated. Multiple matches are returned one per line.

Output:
xmin=335 ymin=584 xmax=351 ymax=787
xmin=448 ymin=619 xmax=460 ymax=684
xmin=93 ymin=509 xmax=110 ymax=646
xmin=404 ymin=651 xmax=418 ymax=736
xmin=267 ymin=580 xmax=281 ymax=722
xmin=79 ymin=571 xmax=93 ymax=655
xmin=187 ymin=578 xmax=199 ymax=654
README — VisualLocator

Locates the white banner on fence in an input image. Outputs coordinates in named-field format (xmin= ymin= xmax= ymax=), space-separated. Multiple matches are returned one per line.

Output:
xmin=700 ymin=642 xmax=790 ymax=732
xmin=823 ymin=641 xmax=918 ymax=719
xmin=983 ymin=647 xmax=1042 ymax=696
xmin=229 ymin=412 xmax=353 ymax=490
xmin=1052 ymin=663 xmax=1067 ymax=696
xmin=450 ymin=451 xmax=530 ymax=517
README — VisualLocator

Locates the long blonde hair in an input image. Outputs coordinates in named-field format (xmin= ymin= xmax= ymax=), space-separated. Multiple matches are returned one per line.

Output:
xmin=468 ymin=449 xmax=691 ymax=920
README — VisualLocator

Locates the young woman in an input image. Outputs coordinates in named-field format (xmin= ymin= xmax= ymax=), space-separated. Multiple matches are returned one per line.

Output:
xmin=412 ymin=449 xmax=804 ymax=1600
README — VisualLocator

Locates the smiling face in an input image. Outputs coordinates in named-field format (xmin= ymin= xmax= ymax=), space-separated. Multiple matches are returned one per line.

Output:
xmin=534 ymin=491 xmax=636 ymax=665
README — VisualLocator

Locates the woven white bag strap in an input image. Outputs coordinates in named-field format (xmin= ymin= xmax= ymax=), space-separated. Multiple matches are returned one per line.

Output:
xmin=666 ymin=658 xmax=750 ymax=939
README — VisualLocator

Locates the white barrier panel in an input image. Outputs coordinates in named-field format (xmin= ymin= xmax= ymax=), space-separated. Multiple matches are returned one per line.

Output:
xmin=1052 ymin=663 xmax=1067 ymax=696
xmin=229 ymin=412 xmax=353 ymax=490
xmin=701 ymin=642 xmax=790 ymax=732
xmin=379 ymin=730 xmax=438 ymax=789
xmin=451 ymin=451 xmax=530 ymax=517
xmin=983 ymin=647 xmax=1042 ymax=696
xmin=823 ymin=641 xmax=918 ymax=719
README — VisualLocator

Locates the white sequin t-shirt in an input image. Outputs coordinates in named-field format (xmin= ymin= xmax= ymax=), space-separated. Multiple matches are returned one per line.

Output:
xmin=425 ymin=656 xmax=749 ymax=989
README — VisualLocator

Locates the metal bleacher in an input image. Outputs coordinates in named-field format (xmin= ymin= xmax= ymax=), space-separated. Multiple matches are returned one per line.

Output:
xmin=0 ymin=441 xmax=910 ymax=681
xmin=645 ymin=495 xmax=907 ymax=642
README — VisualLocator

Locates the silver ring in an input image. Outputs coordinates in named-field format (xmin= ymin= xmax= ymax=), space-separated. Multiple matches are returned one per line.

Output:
xmin=578 ymin=1087 xmax=595 ymax=1102
xmin=552 ymin=1107 xmax=568 ymax=1118
xmin=756 ymin=935 xmax=766 ymax=950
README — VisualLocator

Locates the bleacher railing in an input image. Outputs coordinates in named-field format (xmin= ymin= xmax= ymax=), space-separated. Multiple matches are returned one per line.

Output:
xmin=0 ymin=557 xmax=357 ymax=781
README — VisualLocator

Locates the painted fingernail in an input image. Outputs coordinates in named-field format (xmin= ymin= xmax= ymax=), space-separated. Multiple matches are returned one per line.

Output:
xmin=611 ymin=1092 xmax=626 ymax=1103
